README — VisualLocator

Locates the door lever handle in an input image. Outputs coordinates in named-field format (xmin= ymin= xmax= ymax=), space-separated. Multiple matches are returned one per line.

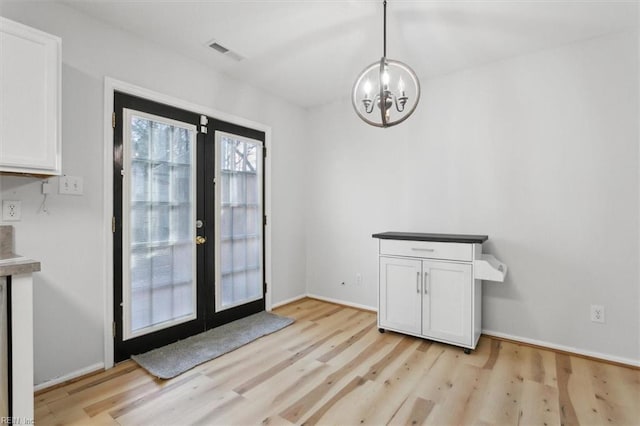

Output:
xmin=196 ymin=235 xmax=207 ymax=245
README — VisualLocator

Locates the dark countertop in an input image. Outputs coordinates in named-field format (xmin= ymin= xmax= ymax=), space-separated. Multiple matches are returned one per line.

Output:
xmin=372 ymin=232 xmax=488 ymax=244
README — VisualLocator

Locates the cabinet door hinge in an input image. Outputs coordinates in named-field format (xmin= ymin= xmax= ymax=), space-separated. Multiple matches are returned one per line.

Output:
xmin=112 ymin=112 xmax=116 ymax=128
xmin=112 ymin=217 xmax=116 ymax=233
xmin=112 ymin=322 xmax=116 ymax=338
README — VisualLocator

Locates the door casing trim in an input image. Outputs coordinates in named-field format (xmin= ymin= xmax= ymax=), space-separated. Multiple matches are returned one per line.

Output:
xmin=103 ymin=77 xmax=273 ymax=369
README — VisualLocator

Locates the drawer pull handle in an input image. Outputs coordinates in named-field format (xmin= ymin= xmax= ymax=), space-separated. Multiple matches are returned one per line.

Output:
xmin=412 ymin=248 xmax=435 ymax=252
xmin=416 ymin=271 xmax=420 ymax=293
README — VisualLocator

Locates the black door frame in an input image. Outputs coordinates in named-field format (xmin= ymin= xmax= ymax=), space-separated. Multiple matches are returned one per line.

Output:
xmin=113 ymin=92 xmax=206 ymax=362
xmin=204 ymin=119 xmax=266 ymax=329
xmin=112 ymin=91 xmax=267 ymax=362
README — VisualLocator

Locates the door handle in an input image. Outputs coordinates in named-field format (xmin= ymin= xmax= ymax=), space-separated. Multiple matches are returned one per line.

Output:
xmin=416 ymin=271 xmax=420 ymax=293
xmin=424 ymin=272 xmax=428 ymax=294
xmin=196 ymin=235 xmax=207 ymax=245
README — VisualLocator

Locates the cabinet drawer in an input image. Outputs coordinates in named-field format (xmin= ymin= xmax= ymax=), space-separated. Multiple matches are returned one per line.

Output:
xmin=379 ymin=239 xmax=472 ymax=261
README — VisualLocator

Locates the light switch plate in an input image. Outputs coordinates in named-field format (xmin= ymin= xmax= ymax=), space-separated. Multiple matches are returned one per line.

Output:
xmin=2 ymin=200 xmax=21 ymax=221
xmin=59 ymin=175 xmax=84 ymax=195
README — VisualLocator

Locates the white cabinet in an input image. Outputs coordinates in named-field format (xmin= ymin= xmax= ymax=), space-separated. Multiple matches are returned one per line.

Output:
xmin=379 ymin=256 xmax=422 ymax=335
xmin=8 ymin=273 xmax=34 ymax=420
xmin=422 ymin=260 xmax=473 ymax=346
xmin=0 ymin=17 xmax=61 ymax=175
xmin=374 ymin=232 xmax=507 ymax=352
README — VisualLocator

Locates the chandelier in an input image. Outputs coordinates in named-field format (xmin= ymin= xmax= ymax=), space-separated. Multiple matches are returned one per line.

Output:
xmin=352 ymin=0 xmax=420 ymax=127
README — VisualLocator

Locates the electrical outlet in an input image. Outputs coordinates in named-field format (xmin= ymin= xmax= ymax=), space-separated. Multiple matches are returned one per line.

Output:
xmin=591 ymin=305 xmax=605 ymax=323
xmin=59 ymin=175 xmax=84 ymax=195
xmin=2 ymin=200 xmax=21 ymax=221
xmin=356 ymin=273 xmax=362 ymax=286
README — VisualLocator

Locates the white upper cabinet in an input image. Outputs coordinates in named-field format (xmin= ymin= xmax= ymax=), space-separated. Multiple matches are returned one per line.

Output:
xmin=0 ymin=17 xmax=61 ymax=175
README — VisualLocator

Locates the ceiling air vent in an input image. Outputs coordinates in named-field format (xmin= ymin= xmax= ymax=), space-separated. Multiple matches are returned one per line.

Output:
xmin=207 ymin=40 xmax=244 ymax=62
xmin=209 ymin=42 xmax=229 ymax=54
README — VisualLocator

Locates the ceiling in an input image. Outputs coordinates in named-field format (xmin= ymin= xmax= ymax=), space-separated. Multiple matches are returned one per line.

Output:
xmin=59 ymin=0 xmax=638 ymax=109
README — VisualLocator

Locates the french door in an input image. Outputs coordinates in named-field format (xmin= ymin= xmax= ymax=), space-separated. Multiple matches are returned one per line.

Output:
xmin=113 ymin=93 xmax=265 ymax=362
xmin=202 ymin=119 xmax=266 ymax=328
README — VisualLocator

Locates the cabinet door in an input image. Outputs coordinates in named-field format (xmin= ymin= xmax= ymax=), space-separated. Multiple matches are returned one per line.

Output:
xmin=422 ymin=260 xmax=472 ymax=346
xmin=379 ymin=256 xmax=422 ymax=335
xmin=0 ymin=17 xmax=61 ymax=175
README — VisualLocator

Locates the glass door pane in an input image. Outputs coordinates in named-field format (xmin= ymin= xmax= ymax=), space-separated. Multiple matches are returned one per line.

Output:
xmin=215 ymin=132 xmax=263 ymax=311
xmin=122 ymin=109 xmax=197 ymax=340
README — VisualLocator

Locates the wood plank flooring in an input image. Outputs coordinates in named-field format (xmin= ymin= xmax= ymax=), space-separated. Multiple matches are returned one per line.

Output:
xmin=35 ymin=298 xmax=640 ymax=425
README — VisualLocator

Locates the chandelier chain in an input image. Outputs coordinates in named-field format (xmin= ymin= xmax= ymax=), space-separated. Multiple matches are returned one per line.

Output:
xmin=383 ymin=0 xmax=387 ymax=58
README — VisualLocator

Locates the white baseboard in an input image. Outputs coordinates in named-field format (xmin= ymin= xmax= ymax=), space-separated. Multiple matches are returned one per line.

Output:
xmin=483 ymin=329 xmax=640 ymax=368
xmin=271 ymin=294 xmax=307 ymax=309
xmin=306 ymin=293 xmax=377 ymax=312
xmin=34 ymin=362 xmax=105 ymax=392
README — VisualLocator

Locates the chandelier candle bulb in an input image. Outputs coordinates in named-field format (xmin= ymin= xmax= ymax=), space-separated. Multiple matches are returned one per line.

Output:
xmin=382 ymin=70 xmax=390 ymax=87
xmin=364 ymin=80 xmax=371 ymax=98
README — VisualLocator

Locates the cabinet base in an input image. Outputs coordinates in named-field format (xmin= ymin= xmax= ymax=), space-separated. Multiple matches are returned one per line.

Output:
xmin=377 ymin=325 xmax=477 ymax=352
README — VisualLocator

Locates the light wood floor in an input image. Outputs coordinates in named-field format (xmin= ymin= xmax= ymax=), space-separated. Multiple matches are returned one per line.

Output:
xmin=35 ymin=298 xmax=639 ymax=425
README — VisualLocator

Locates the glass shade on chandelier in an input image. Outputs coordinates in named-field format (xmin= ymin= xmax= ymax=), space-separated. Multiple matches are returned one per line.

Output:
xmin=352 ymin=57 xmax=420 ymax=127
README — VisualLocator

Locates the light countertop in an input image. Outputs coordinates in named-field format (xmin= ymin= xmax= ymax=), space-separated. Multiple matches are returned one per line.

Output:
xmin=0 ymin=225 xmax=40 ymax=277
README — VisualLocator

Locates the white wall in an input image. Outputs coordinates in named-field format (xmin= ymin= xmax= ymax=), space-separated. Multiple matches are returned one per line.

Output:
xmin=0 ymin=1 xmax=308 ymax=385
xmin=0 ymin=1 xmax=637 ymax=388
xmin=306 ymin=30 xmax=639 ymax=364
